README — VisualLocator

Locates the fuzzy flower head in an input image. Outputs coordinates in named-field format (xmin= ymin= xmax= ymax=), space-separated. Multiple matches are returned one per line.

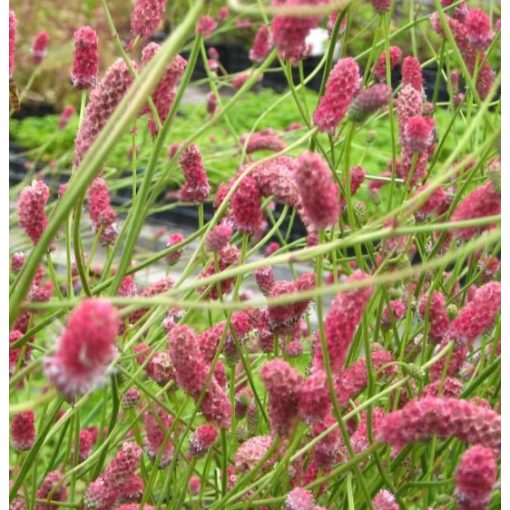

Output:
xmin=235 ymin=435 xmax=275 ymax=474
xmin=44 ymin=299 xmax=119 ymax=400
xmin=298 ymin=370 xmax=331 ymax=424
xmin=59 ymin=105 xmax=75 ymax=130
xmin=349 ymin=84 xmax=391 ymax=122
xmin=403 ymin=116 xmax=435 ymax=153
xmin=9 ymin=11 xmax=16 ymax=79
xmin=419 ymin=291 xmax=449 ymax=343
xmin=71 ymin=26 xmax=99 ymax=89
xmin=11 ymin=411 xmax=36 ymax=451
xmin=178 ymin=144 xmax=210 ymax=203
xmin=402 ymin=55 xmax=423 ymax=93
xmin=87 ymin=177 xmax=118 ymax=246
xmin=373 ymin=46 xmax=402 ymax=82
xmin=372 ymin=490 xmax=399 ymax=510
xmin=255 ymin=267 xmax=276 ymax=296
xmin=285 ymin=487 xmax=315 ymax=510
xmin=122 ymin=387 xmax=141 ymax=409
xmin=294 ymin=151 xmax=340 ymax=230
xmin=465 ymin=9 xmax=493 ymax=50
xmin=250 ymin=25 xmax=272 ymax=62
xmin=17 ymin=180 xmax=49 ymax=244
xmin=35 ymin=470 xmax=67 ymax=510
xmin=189 ymin=424 xmax=218 ymax=457
xmin=144 ymin=408 xmax=174 ymax=467
xmin=205 ymin=223 xmax=232 ymax=252
xmin=196 ymin=16 xmax=218 ymax=37
xmin=130 ymin=0 xmax=167 ymax=37
xmin=165 ymin=233 xmax=184 ymax=266
xmin=11 ymin=252 xmax=24 ymax=274
xmin=231 ymin=176 xmax=264 ymax=234
xmin=260 ymin=359 xmax=303 ymax=437
xmin=456 ymin=445 xmax=497 ymax=510
xmin=313 ymin=57 xmax=361 ymax=133
xmin=32 ymin=31 xmax=50 ymax=64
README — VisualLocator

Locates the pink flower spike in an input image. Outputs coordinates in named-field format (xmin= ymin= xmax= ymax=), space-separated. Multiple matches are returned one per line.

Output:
xmin=456 ymin=445 xmax=497 ymax=510
xmin=231 ymin=176 xmax=264 ymax=235
xmin=17 ymin=180 xmax=50 ymax=245
xmin=250 ymin=25 xmax=272 ymax=62
xmin=373 ymin=46 xmax=402 ymax=82
xmin=178 ymin=144 xmax=210 ymax=203
xmin=285 ymin=487 xmax=315 ymax=510
xmin=294 ymin=151 xmax=340 ymax=230
xmin=402 ymin=55 xmax=423 ymax=93
xmin=298 ymin=370 xmax=331 ymax=424
xmin=130 ymin=0 xmax=167 ymax=37
xmin=165 ymin=233 xmax=184 ymax=266
xmin=349 ymin=84 xmax=391 ymax=122
xmin=205 ymin=223 xmax=232 ymax=253
xmin=59 ymin=105 xmax=75 ymax=130
xmin=71 ymin=26 xmax=99 ymax=89
xmin=371 ymin=0 xmax=391 ymax=13
xmin=35 ymin=470 xmax=67 ymax=510
xmin=218 ymin=6 xmax=230 ymax=21
xmin=372 ymin=490 xmax=399 ymax=510
xmin=189 ymin=424 xmax=218 ymax=457
xmin=11 ymin=411 xmax=36 ymax=451
xmin=87 ymin=177 xmax=118 ymax=246
xmin=418 ymin=291 xmax=449 ymax=343
xmin=144 ymin=407 xmax=174 ymax=467
xmin=32 ymin=31 xmax=50 ymax=65
xmin=44 ymin=299 xmax=119 ymax=399
xmin=11 ymin=252 xmax=25 ymax=274
xmin=9 ymin=11 xmax=17 ymax=79
xmin=313 ymin=57 xmax=361 ymax=133
xmin=196 ymin=16 xmax=218 ymax=37
xmin=465 ymin=9 xmax=493 ymax=50
xmin=403 ymin=116 xmax=435 ymax=153
xmin=255 ymin=267 xmax=276 ymax=296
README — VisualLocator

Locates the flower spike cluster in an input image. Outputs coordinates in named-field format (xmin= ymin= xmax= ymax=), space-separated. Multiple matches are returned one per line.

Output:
xmin=71 ymin=26 xmax=99 ymax=89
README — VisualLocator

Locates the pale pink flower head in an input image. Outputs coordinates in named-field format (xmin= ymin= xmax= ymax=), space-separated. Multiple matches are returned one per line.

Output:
xmin=205 ymin=223 xmax=232 ymax=252
xmin=313 ymin=57 xmax=361 ymax=133
xmin=235 ymin=435 xmax=275 ymax=473
xmin=260 ymin=359 xmax=303 ymax=437
xmin=101 ymin=442 xmax=142 ymax=496
xmin=17 ymin=180 xmax=49 ymax=245
xmin=250 ymin=25 xmax=272 ymax=62
xmin=32 ymin=31 xmax=50 ymax=65
xmin=218 ymin=6 xmax=229 ymax=21
xmin=71 ymin=26 xmax=99 ymax=89
xmin=456 ymin=445 xmax=497 ymax=510
xmin=11 ymin=252 xmax=25 ymax=274
xmin=189 ymin=424 xmax=218 ymax=457
xmin=285 ymin=487 xmax=315 ymax=510
xmin=178 ymin=144 xmax=210 ymax=203
xmin=35 ymin=470 xmax=67 ymax=510
xmin=402 ymin=55 xmax=423 ymax=93
xmin=87 ymin=177 xmax=118 ymax=246
xmin=465 ymin=9 xmax=493 ymax=50
xmin=373 ymin=46 xmax=402 ymax=82
xmin=403 ymin=116 xmax=435 ymax=153
xmin=9 ymin=10 xmax=17 ymax=79
xmin=59 ymin=105 xmax=75 ymax=130
xmin=78 ymin=427 xmax=97 ymax=461
xmin=118 ymin=275 xmax=138 ymax=297
xmin=418 ymin=291 xmax=449 ymax=343
xmin=130 ymin=0 xmax=167 ymax=37
xmin=11 ymin=411 xmax=35 ymax=451
xmin=371 ymin=0 xmax=391 ymax=13
xmin=349 ymin=84 xmax=391 ymax=122
xmin=44 ymin=299 xmax=119 ymax=399
xmin=294 ymin=151 xmax=340 ymax=230
xmin=298 ymin=370 xmax=331 ymax=424
xmin=196 ymin=16 xmax=218 ymax=37
xmin=372 ymin=489 xmax=399 ymax=510
xmin=144 ymin=407 xmax=174 ymax=467
xmin=189 ymin=476 xmax=201 ymax=495
xmin=231 ymin=176 xmax=264 ymax=234
xmin=165 ymin=232 xmax=184 ymax=266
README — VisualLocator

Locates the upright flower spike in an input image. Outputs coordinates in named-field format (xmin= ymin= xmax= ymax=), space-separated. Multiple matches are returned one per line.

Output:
xmin=373 ymin=46 xmax=402 ymax=82
xmin=196 ymin=16 xmax=218 ymax=37
xmin=298 ymin=370 xmax=331 ymax=424
xmin=314 ymin=271 xmax=373 ymax=373
xmin=205 ymin=223 xmax=232 ymax=253
xmin=44 ymin=299 xmax=119 ymax=399
xmin=9 ymin=10 xmax=16 ymax=79
xmin=456 ymin=445 xmax=497 ymax=510
xmin=372 ymin=490 xmax=399 ymax=510
xmin=250 ymin=25 xmax=272 ymax=62
xmin=71 ymin=26 xmax=99 ymax=89
xmin=419 ymin=291 xmax=449 ymax=343
xmin=401 ymin=55 xmax=423 ymax=93
xmin=465 ymin=9 xmax=493 ymax=51
xmin=73 ymin=58 xmax=136 ymax=168
xmin=395 ymin=84 xmax=423 ymax=145
xmin=313 ymin=57 xmax=361 ymax=133
xmin=130 ymin=0 xmax=167 ymax=38
xmin=376 ymin=397 xmax=501 ymax=455
xmin=87 ymin=177 xmax=118 ymax=246
xmin=11 ymin=411 xmax=36 ymax=451
xmin=35 ymin=470 xmax=67 ymax=510
xmin=189 ymin=424 xmax=218 ymax=458
xmin=231 ymin=176 xmax=264 ymax=235
xmin=402 ymin=116 xmax=435 ymax=153
xmin=165 ymin=233 xmax=184 ymax=266
xmin=294 ymin=151 xmax=340 ymax=230
xmin=32 ymin=31 xmax=50 ymax=65
xmin=144 ymin=407 xmax=174 ymax=467
xmin=284 ymin=487 xmax=316 ymax=510
xmin=448 ymin=282 xmax=500 ymax=345
xmin=178 ymin=144 xmax=210 ymax=203
xmin=260 ymin=359 xmax=303 ymax=437
xmin=17 ymin=180 xmax=50 ymax=244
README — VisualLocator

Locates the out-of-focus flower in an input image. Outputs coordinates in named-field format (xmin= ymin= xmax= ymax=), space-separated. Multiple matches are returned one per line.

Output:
xmin=87 ymin=177 xmax=118 ymax=246
xmin=189 ymin=424 xmax=218 ymax=457
xmin=349 ymin=84 xmax=391 ymax=122
xmin=465 ymin=9 xmax=493 ymax=50
xmin=372 ymin=490 xmax=399 ymax=510
xmin=11 ymin=411 xmax=35 ymax=451
xmin=371 ymin=0 xmax=391 ymax=13
xmin=178 ymin=144 xmax=210 ymax=203
xmin=144 ymin=407 xmax=174 ymax=467
xmin=165 ymin=233 xmax=184 ymax=266
xmin=31 ymin=31 xmax=50 ymax=65
xmin=284 ymin=487 xmax=315 ymax=510
xmin=17 ymin=180 xmax=49 ymax=245
xmin=196 ymin=16 xmax=218 ymax=37
xmin=231 ymin=176 xmax=264 ymax=235
xmin=205 ymin=223 xmax=232 ymax=253
xmin=58 ymin=105 xmax=75 ymax=130
xmin=402 ymin=55 xmax=423 ymax=93
xmin=373 ymin=46 xmax=402 ymax=82
xmin=250 ymin=25 xmax=273 ymax=62
xmin=35 ymin=470 xmax=67 ymax=510
xmin=130 ymin=0 xmax=167 ymax=37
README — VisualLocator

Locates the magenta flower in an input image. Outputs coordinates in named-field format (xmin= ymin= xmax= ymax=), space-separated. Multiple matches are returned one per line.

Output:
xmin=349 ymin=83 xmax=391 ymax=122
xmin=456 ymin=445 xmax=497 ymax=510
xmin=11 ymin=411 xmax=35 ymax=451
xmin=403 ymin=116 xmax=435 ymax=153
xmin=78 ymin=427 xmax=97 ymax=461
xmin=144 ymin=407 xmax=174 ymax=467
xmin=74 ymin=59 xmax=136 ymax=167
xmin=372 ymin=490 xmax=399 ymax=510
xmin=255 ymin=267 xmax=276 ymax=296
xmin=17 ymin=180 xmax=49 ymax=245
xmin=422 ymin=377 xmax=463 ymax=399
xmin=465 ymin=9 xmax=493 ymax=50
xmin=198 ymin=243 xmax=240 ymax=299
xmin=371 ymin=0 xmax=391 ymax=13
xmin=58 ymin=105 xmax=75 ymax=130
xmin=298 ymin=370 xmax=331 ymax=424
xmin=9 ymin=10 xmax=17 ymax=79
xmin=381 ymin=299 xmax=406 ymax=329
xmin=165 ymin=232 xmax=184 ymax=266
xmin=35 ymin=470 xmax=67 ymax=510
xmin=31 ymin=31 xmax=50 ymax=65
xmin=71 ymin=26 xmax=99 ymax=89
xmin=311 ymin=414 xmax=342 ymax=468
xmin=294 ymin=151 xmax=340 ymax=230
xmin=44 ymin=299 xmax=119 ymax=399
xmin=284 ymin=487 xmax=315 ymax=510
xmin=205 ymin=223 xmax=232 ymax=253
xmin=314 ymin=271 xmax=373 ymax=373
xmin=117 ymin=475 xmax=144 ymax=504
xmin=234 ymin=435 xmax=275 ymax=473
xmin=118 ymin=276 xmax=137 ymax=297
xmin=429 ymin=338 xmax=468 ymax=381
xmin=373 ymin=46 xmax=402 ymax=82
xmin=260 ymin=359 xmax=303 ymax=437
xmin=189 ymin=424 xmax=218 ymax=457
xmin=218 ymin=6 xmax=230 ymax=21
xmin=87 ymin=177 xmax=118 ymax=246
xmin=240 ymin=129 xmax=286 ymax=154
xmin=178 ymin=144 xmax=210 ymax=203
xmin=402 ymin=55 xmax=423 ymax=93
xmin=121 ymin=387 xmax=141 ymax=409
xmin=130 ymin=0 xmax=167 ymax=37
xmin=395 ymin=84 xmax=423 ymax=145
xmin=196 ymin=16 xmax=218 ymax=37
xmin=250 ymin=25 xmax=272 ymax=62
xmin=377 ymin=397 xmax=500 ymax=455
xmin=419 ymin=291 xmax=449 ymax=343
xmin=231 ymin=176 xmax=264 ymax=234
xmin=313 ymin=57 xmax=361 ymax=133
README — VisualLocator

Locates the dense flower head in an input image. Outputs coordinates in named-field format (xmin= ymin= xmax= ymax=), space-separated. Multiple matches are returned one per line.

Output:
xmin=11 ymin=411 xmax=36 ymax=451
xmin=196 ymin=16 xmax=218 ymax=37
xmin=403 ymin=116 xmax=435 ymax=153
xmin=234 ymin=435 xmax=275 ymax=473
xmin=165 ymin=232 xmax=184 ymax=265
xmin=298 ymin=370 xmax=331 ymax=424
xmin=414 ymin=185 xmax=451 ymax=220
xmin=32 ymin=31 xmax=50 ymax=64
xmin=311 ymin=414 xmax=342 ymax=468
xmin=78 ymin=427 xmax=97 ymax=461
xmin=117 ymin=475 xmax=144 ymax=503
xmin=422 ymin=377 xmax=463 ymax=399
xmin=250 ymin=25 xmax=272 ymax=62
xmin=130 ymin=0 xmax=167 ymax=37
xmin=371 ymin=0 xmax=391 ymax=13
xmin=260 ymin=359 xmax=303 ymax=436
xmin=402 ymin=55 xmax=423 ymax=93
xmin=419 ymin=291 xmax=449 ymax=343
xmin=74 ymin=59 xmax=136 ymax=167
xmin=456 ymin=445 xmax=497 ymax=510
xmin=381 ymin=299 xmax=406 ymax=329
xmin=372 ymin=490 xmax=399 ymax=510
xmin=313 ymin=57 xmax=361 ymax=133
xmin=71 ymin=26 xmax=99 ymax=89
xmin=231 ymin=175 xmax=264 ymax=234
xmin=465 ymin=9 xmax=493 ymax=50
xmin=44 ymin=299 xmax=119 ymax=399
xmin=240 ymin=129 xmax=286 ymax=154
xmin=103 ymin=442 xmax=142 ymax=490
xmin=349 ymin=84 xmax=391 ymax=122
xmin=395 ymin=85 xmax=423 ymax=141
xmin=451 ymin=181 xmax=500 ymax=240
xmin=9 ymin=10 xmax=16 ymax=79
xmin=122 ymin=387 xmax=141 ymax=408
xmin=285 ymin=487 xmax=315 ymax=510
xmin=294 ymin=151 xmax=340 ymax=230
xmin=11 ymin=252 xmax=24 ymax=274
xmin=448 ymin=282 xmax=500 ymax=345
xmin=429 ymin=339 xmax=468 ymax=381
xmin=373 ymin=46 xmax=403 ymax=81
xmin=314 ymin=271 xmax=373 ymax=373
xmin=118 ymin=276 xmax=137 ymax=297
xmin=351 ymin=408 xmax=385 ymax=455
xmin=144 ymin=407 xmax=174 ymax=467
xmin=178 ymin=144 xmax=210 ymax=202
xmin=255 ymin=267 xmax=276 ymax=296
xmin=198 ymin=243 xmax=240 ymax=299
xmin=376 ymin=397 xmax=500 ymax=455
xmin=87 ymin=177 xmax=118 ymax=246
xmin=17 ymin=180 xmax=50 ymax=244
xmin=35 ymin=470 xmax=67 ymax=510
xmin=189 ymin=424 xmax=218 ymax=457
xmin=58 ymin=105 xmax=75 ymax=129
